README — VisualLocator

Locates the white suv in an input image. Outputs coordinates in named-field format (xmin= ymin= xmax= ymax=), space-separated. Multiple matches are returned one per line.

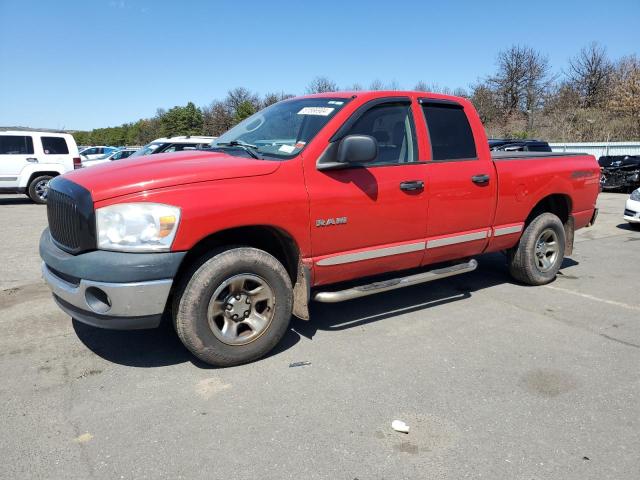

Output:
xmin=0 ymin=130 xmax=80 ymax=204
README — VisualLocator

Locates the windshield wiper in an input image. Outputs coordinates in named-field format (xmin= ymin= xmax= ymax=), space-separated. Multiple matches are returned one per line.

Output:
xmin=214 ymin=140 xmax=261 ymax=159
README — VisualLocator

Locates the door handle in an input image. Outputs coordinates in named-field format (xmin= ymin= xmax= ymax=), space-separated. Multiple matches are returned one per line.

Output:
xmin=26 ymin=157 xmax=38 ymax=163
xmin=471 ymin=174 xmax=490 ymax=185
xmin=400 ymin=180 xmax=424 ymax=192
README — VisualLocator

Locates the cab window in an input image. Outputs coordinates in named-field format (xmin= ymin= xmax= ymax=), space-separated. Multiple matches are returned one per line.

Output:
xmin=421 ymin=102 xmax=476 ymax=160
xmin=345 ymin=103 xmax=417 ymax=164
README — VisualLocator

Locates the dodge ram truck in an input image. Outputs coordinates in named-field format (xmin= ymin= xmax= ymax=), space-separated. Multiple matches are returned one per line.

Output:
xmin=39 ymin=91 xmax=600 ymax=366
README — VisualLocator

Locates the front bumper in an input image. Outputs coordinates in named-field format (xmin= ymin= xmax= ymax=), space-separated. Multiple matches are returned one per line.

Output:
xmin=40 ymin=229 xmax=186 ymax=330
xmin=624 ymin=198 xmax=640 ymax=223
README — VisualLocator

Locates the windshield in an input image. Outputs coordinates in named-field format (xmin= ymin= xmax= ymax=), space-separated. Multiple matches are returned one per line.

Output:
xmin=130 ymin=142 xmax=165 ymax=157
xmin=210 ymin=97 xmax=349 ymax=159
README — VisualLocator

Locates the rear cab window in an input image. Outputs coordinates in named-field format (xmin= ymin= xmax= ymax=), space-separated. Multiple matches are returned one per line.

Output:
xmin=0 ymin=135 xmax=34 ymax=155
xmin=41 ymin=136 xmax=69 ymax=155
xmin=420 ymin=100 xmax=476 ymax=161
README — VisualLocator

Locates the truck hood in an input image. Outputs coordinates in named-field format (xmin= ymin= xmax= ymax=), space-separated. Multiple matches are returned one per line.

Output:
xmin=64 ymin=150 xmax=281 ymax=202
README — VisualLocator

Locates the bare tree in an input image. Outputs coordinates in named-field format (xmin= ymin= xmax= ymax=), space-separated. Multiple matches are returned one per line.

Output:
xmin=469 ymin=82 xmax=500 ymax=124
xmin=488 ymin=45 xmax=552 ymax=128
xmin=224 ymin=87 xmax=260 ymax=113
xmin=368 ymin=79 xmax=385 ymax=91
xmin=542 ymin=82 xmax=581 ymax=141
xmin=414 ymin=81 xmax=429 ymax=91
xmin=306 ymin=76 xmax=338 ymax=94
xmin=609 ymin=55 xmax=640 ymax=136
xmin=524 ymin=49 xmax=553 ymax=130
xmin=567 ymin=42 xmax=613 ymax=108
xmin=453 ymin=87 xmax=469 ymax=98
xmin=346 ymin=83 xmax=363 ymax=91
xmin=488 ymin=46 xmax=527 ymax=115
xmin=386 ymin=80 xmax=401 ymax=91
xmin=261 ymin=92 xmax=295 ymax=108
xmin=202 ymin=101 xmax=234 ymax=136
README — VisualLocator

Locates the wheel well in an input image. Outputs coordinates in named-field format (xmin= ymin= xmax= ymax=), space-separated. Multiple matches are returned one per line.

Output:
xmin=175 ymin=226 xmax=300 ymax=285
xmin=27 ymin=171 xmax=59 ymax=186
xmin=525 ymin=194 xmax=574 ymax=256
xmin=526 ymin=194 xmax=572 ymax=226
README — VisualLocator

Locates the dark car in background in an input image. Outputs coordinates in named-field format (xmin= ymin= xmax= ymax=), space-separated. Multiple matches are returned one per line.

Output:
xmin=489 ymin=139 xmax=552 ymax=152
xmin=598 ymin=155 xmax=640 ymax=191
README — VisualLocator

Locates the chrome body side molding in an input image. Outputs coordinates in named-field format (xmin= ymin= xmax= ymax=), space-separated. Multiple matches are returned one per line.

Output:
xmin=493 ymin=225 xmax=524 ymax=237
xmin=316 ymin=241 xmax=426 ymax=266
xmin=426 ymin=231 xmax=488 ymax=249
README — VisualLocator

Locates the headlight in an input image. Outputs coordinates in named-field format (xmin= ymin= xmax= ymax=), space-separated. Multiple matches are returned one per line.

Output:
xmin=631 ymin=189 xmax=640 ymax=201
xmin=96 ymin=203 xmax=181 ymax=252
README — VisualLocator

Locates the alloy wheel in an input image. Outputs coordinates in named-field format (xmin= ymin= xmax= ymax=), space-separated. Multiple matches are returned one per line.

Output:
xmin=207 ymin=274 xmax=275 ymax=345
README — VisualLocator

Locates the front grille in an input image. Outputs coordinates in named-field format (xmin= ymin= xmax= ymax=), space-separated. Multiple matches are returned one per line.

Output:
xmin=624 ymin=209 xmax=638 ymax=217
xmin=46 ymin=177 xmax=96 ymax=254
xmin=47 ymin=189 xmax=82 ymax=250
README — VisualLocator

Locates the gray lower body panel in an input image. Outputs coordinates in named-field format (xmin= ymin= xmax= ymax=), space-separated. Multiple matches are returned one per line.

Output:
xmin=54 ymin=295 xmax=163 ymax=330
xmin=39 ymin=229 xmax=185 ymax=330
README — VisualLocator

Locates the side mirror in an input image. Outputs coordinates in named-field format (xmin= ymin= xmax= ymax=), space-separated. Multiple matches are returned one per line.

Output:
xmin=337 ymin=135 xmax=378 ymax=164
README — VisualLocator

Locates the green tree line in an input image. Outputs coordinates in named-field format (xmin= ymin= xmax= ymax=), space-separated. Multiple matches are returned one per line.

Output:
xmin=73 ymin=42 xmax=640 ymax=146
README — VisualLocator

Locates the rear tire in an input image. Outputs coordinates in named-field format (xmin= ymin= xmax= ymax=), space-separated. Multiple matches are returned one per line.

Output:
xmin=28 ymin=175 xmax=53 ymax=204
xmin=173 ymin=247 xmax=293 ymax=367
xmin=508 ymin=213 xmax=566 ymax=285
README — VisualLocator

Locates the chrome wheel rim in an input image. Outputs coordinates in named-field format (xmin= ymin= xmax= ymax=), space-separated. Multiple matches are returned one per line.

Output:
xmin=35 ymin=179 xmax=50 ymax=200
xmin=535 ymin=228 xmax=559 ymax=272
xmin=207 ymin=274 xmax=275 ymax=346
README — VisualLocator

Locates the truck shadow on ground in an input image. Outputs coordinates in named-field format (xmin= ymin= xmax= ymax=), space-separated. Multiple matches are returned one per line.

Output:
xmin=295 ymin=253 xmax=578 ymax=340
xmin=73 ymin=253 xmax=579 ymax=369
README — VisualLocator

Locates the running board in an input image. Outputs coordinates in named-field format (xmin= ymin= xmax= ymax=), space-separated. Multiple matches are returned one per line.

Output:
xmin=313 ymin=259 xmax=478 ymax=303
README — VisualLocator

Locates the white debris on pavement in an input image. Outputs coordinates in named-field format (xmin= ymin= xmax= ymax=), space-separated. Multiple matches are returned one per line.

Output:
xmin=391 ymin=420 xmax=410 ymax=433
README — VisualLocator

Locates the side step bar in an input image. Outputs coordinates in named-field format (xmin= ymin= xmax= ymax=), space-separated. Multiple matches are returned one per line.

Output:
xmin=313 ymin=259 xmax=478 ymax=303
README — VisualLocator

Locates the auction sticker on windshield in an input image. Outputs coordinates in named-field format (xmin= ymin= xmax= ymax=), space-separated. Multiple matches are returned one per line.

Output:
xmin=278 ymin=145 xmax=296 ymax=153
xmin=298 ymin=107 xmax=335 ymax=116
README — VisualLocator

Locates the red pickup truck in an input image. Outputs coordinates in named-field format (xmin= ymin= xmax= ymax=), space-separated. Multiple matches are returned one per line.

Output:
xmin=40 ymin=91 xmax=600 ymax=366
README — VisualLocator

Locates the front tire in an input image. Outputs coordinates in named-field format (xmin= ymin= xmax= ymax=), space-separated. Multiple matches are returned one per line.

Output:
xmin=28 ymin=175 xmax=53 ymax=204
xmin=508 ymin=213 xmax=566 ymax=285
xmin=173 ymin=247 xmax=293 ymax=367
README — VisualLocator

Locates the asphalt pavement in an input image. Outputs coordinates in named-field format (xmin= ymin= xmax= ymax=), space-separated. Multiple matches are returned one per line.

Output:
xmin=0 ymin=192 xmax=638 ymax=479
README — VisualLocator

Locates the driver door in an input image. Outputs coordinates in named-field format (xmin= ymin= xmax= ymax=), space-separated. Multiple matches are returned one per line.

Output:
xmin=305 ymin=98 xmax=429 ymax=286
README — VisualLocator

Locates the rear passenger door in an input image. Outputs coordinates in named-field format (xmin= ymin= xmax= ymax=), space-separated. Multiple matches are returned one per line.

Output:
xmin=420 ymin=99 xmax=497 ymax=264
xmin=0 ymin=134 xmax=36 ymax=187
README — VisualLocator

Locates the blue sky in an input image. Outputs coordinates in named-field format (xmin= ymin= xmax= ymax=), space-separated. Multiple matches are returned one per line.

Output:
xmin=1 ymin=0 xmax=638 ymax=130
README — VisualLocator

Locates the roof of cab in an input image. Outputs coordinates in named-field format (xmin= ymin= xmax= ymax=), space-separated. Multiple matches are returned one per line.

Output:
xmin=298 ymin=90 xmax=467 ymax=101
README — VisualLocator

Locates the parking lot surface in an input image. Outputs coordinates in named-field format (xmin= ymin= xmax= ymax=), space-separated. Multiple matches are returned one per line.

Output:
xmin=0 ymin=193 xmax=638 ymax=479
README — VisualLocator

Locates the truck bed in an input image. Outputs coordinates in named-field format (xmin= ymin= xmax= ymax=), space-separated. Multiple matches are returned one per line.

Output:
xmin=490 ymin=150 xmax=600 ymax=234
